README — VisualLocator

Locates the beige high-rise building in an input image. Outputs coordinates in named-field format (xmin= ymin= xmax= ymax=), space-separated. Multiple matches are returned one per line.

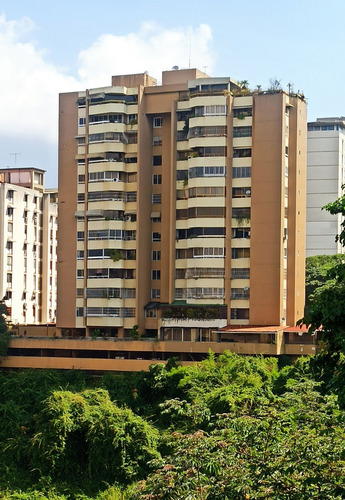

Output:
xmin=0 ymin=167 xmax=58 ymax=325
xmin=57 ymin=69 xmax=306 ymax=341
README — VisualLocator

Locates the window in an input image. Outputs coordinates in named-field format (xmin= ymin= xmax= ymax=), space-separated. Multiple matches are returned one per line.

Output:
xmin=232 ymin=167 xmax=251 ymax=178
xmin=188 ymin=126 xmax=227 ymax=138
xmin=7 ymin=190 xmax=13 ymax=202
xmin=153 ymin=136 xmax=162 ymax=146
xmin=123 ymin=307 xmax=136 ymax=318
xmin=233 ymin=126 xmax=252 ymax=138
xmin=76 ymin=288 xmax=84 ymax=297
xmin=88 ymin=171 xmax=121 ymax=183
xmin=176 ymin=207 xmax=225 ymax=220
xmin=76 ymin=307 xmax=84 ymax=317
xmin=151 ymin=289 xmax=161 ymax=299
xmin=231 ymin=248 xmax=250 ymax=259
xmin=77 ymin=269 xmax=84 ymax=278
xmin=153 ymin=117 xmax=162 ymax=128
xmin=152 ymin=194 xmax=162 ymax=204
xmin=177 ymin=130 xmax=188 ymax=141
xmin=232 ymin=227 xmax=250 ymax=239
xmin=232 ymin=187 xmax=251 ymax=198
xmin=153 ymin=155 xmax=162 ymax=166
xmin=231 ymin=288 xmax=250 ymax=299
xmin=204 ymin=105 xmax=227 ymax=115
xmin=152 ymin=250 xmax=161 ymax=261
xmin=231 ymin=308 xmax=249 ymax=320
xmin=231 ymin=268 xmax=250 ymax=279
xmin=126 ymin=192 xmax=137 ymax=202
xmin=193 ymin=247 xmax=225 ymax=258
xmin=145 ymin=309 xmax=157 ymax=318
xmin=189 ymin=166 xmax=226 ymax=178
xmin=152 ymin=232 xmax=161 ymax=242
xmin=233 ymin=107 xmax=252 ymax=118
xmin=77 ymin=250 xmax=84 ymax=260
xmin=78 ymin=117 xmax=86 ymax=127
xmin=188 ymin=186 xmax=224 ymax=198
xmin=152 ymin=270 xmax=161 ymax=280
xmin=233 ymin=148 xmax=251 ymax=158
xmin=232 ymin=207 xmax=251 ymax=219
xmin=152 ymin=174 xmax=162 ymax=184
xmin=176 ymin=170 xmax=188 ymax=181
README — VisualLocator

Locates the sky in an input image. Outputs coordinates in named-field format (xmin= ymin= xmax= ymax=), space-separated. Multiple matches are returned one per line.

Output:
xmin=1 ymin=0 xmax=345 ymax=188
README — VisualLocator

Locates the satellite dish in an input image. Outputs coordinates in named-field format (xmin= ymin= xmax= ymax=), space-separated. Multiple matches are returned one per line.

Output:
xmin=172 ymin=65 xmax=179 ymax=70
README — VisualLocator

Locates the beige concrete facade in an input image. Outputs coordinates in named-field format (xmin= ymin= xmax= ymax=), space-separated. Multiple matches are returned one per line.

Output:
xmin=57 ymin=69 xmax=307 ymax=349
xmin=2 ymin=326 xmax=316 ymax=371
xmin=0 ymin=168 xmax=57 ymax=324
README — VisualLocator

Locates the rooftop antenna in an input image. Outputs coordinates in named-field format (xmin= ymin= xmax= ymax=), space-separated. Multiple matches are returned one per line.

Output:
xmin=203 ymin=66 xmax=208 ymax=74
xmin=10 ymin=153 xmax=20 ymax=167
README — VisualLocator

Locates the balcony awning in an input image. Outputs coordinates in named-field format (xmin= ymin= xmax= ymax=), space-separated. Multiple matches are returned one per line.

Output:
xmin=86 ymin=209 xmax=104 ymax=218
xmin=74 ymin=211 xmax=84 ymax=218
xmin=144 ymin=302 xmax=167 ymax=309
xmin=151 ymin=212 xmax=161 ymax=218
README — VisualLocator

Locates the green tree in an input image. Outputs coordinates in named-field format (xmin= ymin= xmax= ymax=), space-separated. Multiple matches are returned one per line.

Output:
xmin=302 ymin=188 xmax=345 ymax=351
xmin=138 ymin=380 xmax=345 ymax=499
xmin=10 ymin=389 xmax=160 ymax=491
xmin=0 ymin=299 xmax=11 ymax=357
xmin=305 ymin=254 xmax=344 ymax=314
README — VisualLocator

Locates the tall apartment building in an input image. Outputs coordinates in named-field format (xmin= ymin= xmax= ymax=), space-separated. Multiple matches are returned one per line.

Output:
xmin=0 ymin=167 xmax=58 ymax=324
xmin=307 ymin=117 xmax=345 ymax=256
xmin=58 ymin=69 xmax=306 ymax=341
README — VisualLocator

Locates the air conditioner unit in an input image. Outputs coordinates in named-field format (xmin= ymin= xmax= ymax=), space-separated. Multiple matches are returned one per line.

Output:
xmin=113 ymin=178 xmax=120 ymax=182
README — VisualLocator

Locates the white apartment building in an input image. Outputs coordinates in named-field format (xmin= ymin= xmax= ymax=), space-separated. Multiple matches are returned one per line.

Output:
xmin=307 ymin=117 xmax=345 ymax=256
xmin=0 ymin=168 xmax=58 ymax=324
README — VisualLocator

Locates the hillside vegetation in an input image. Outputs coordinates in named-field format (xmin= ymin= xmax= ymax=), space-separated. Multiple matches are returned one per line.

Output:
xmin=0 ymin=351 xmax=345 ymax=499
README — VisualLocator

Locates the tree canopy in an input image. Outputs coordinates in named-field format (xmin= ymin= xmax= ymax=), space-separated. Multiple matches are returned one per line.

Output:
xmin=302 ymin=188 xmax=345 ymax=351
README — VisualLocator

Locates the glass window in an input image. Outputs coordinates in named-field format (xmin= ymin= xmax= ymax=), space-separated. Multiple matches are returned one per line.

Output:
xmin=152 ymin=250 xmax=161 ymax=261
xmin=152 ymin=174 xmax=162 ymax=184
xmin=153 ymin=136 xmax=162 ymax=146
xmin=232 ymin=167 xmax=251 ymax=178
xmin=152 ymin=194 xmax=162 ymax=204
xmin=153 ymin=155 xmax=162 ymax=166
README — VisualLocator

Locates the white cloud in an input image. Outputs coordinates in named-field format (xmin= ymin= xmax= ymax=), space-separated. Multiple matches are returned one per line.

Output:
xmin=0 ymin=14 xmax=78 ymax=143
xmin=78 ymin=23 xmax=215 ymax=88
xmin=0 ymin=15 xmax=214 ymax=160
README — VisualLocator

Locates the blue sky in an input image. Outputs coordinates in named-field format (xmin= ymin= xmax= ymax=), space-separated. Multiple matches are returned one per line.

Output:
xmin=1 ymin=0 xmax=344 ymax=187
